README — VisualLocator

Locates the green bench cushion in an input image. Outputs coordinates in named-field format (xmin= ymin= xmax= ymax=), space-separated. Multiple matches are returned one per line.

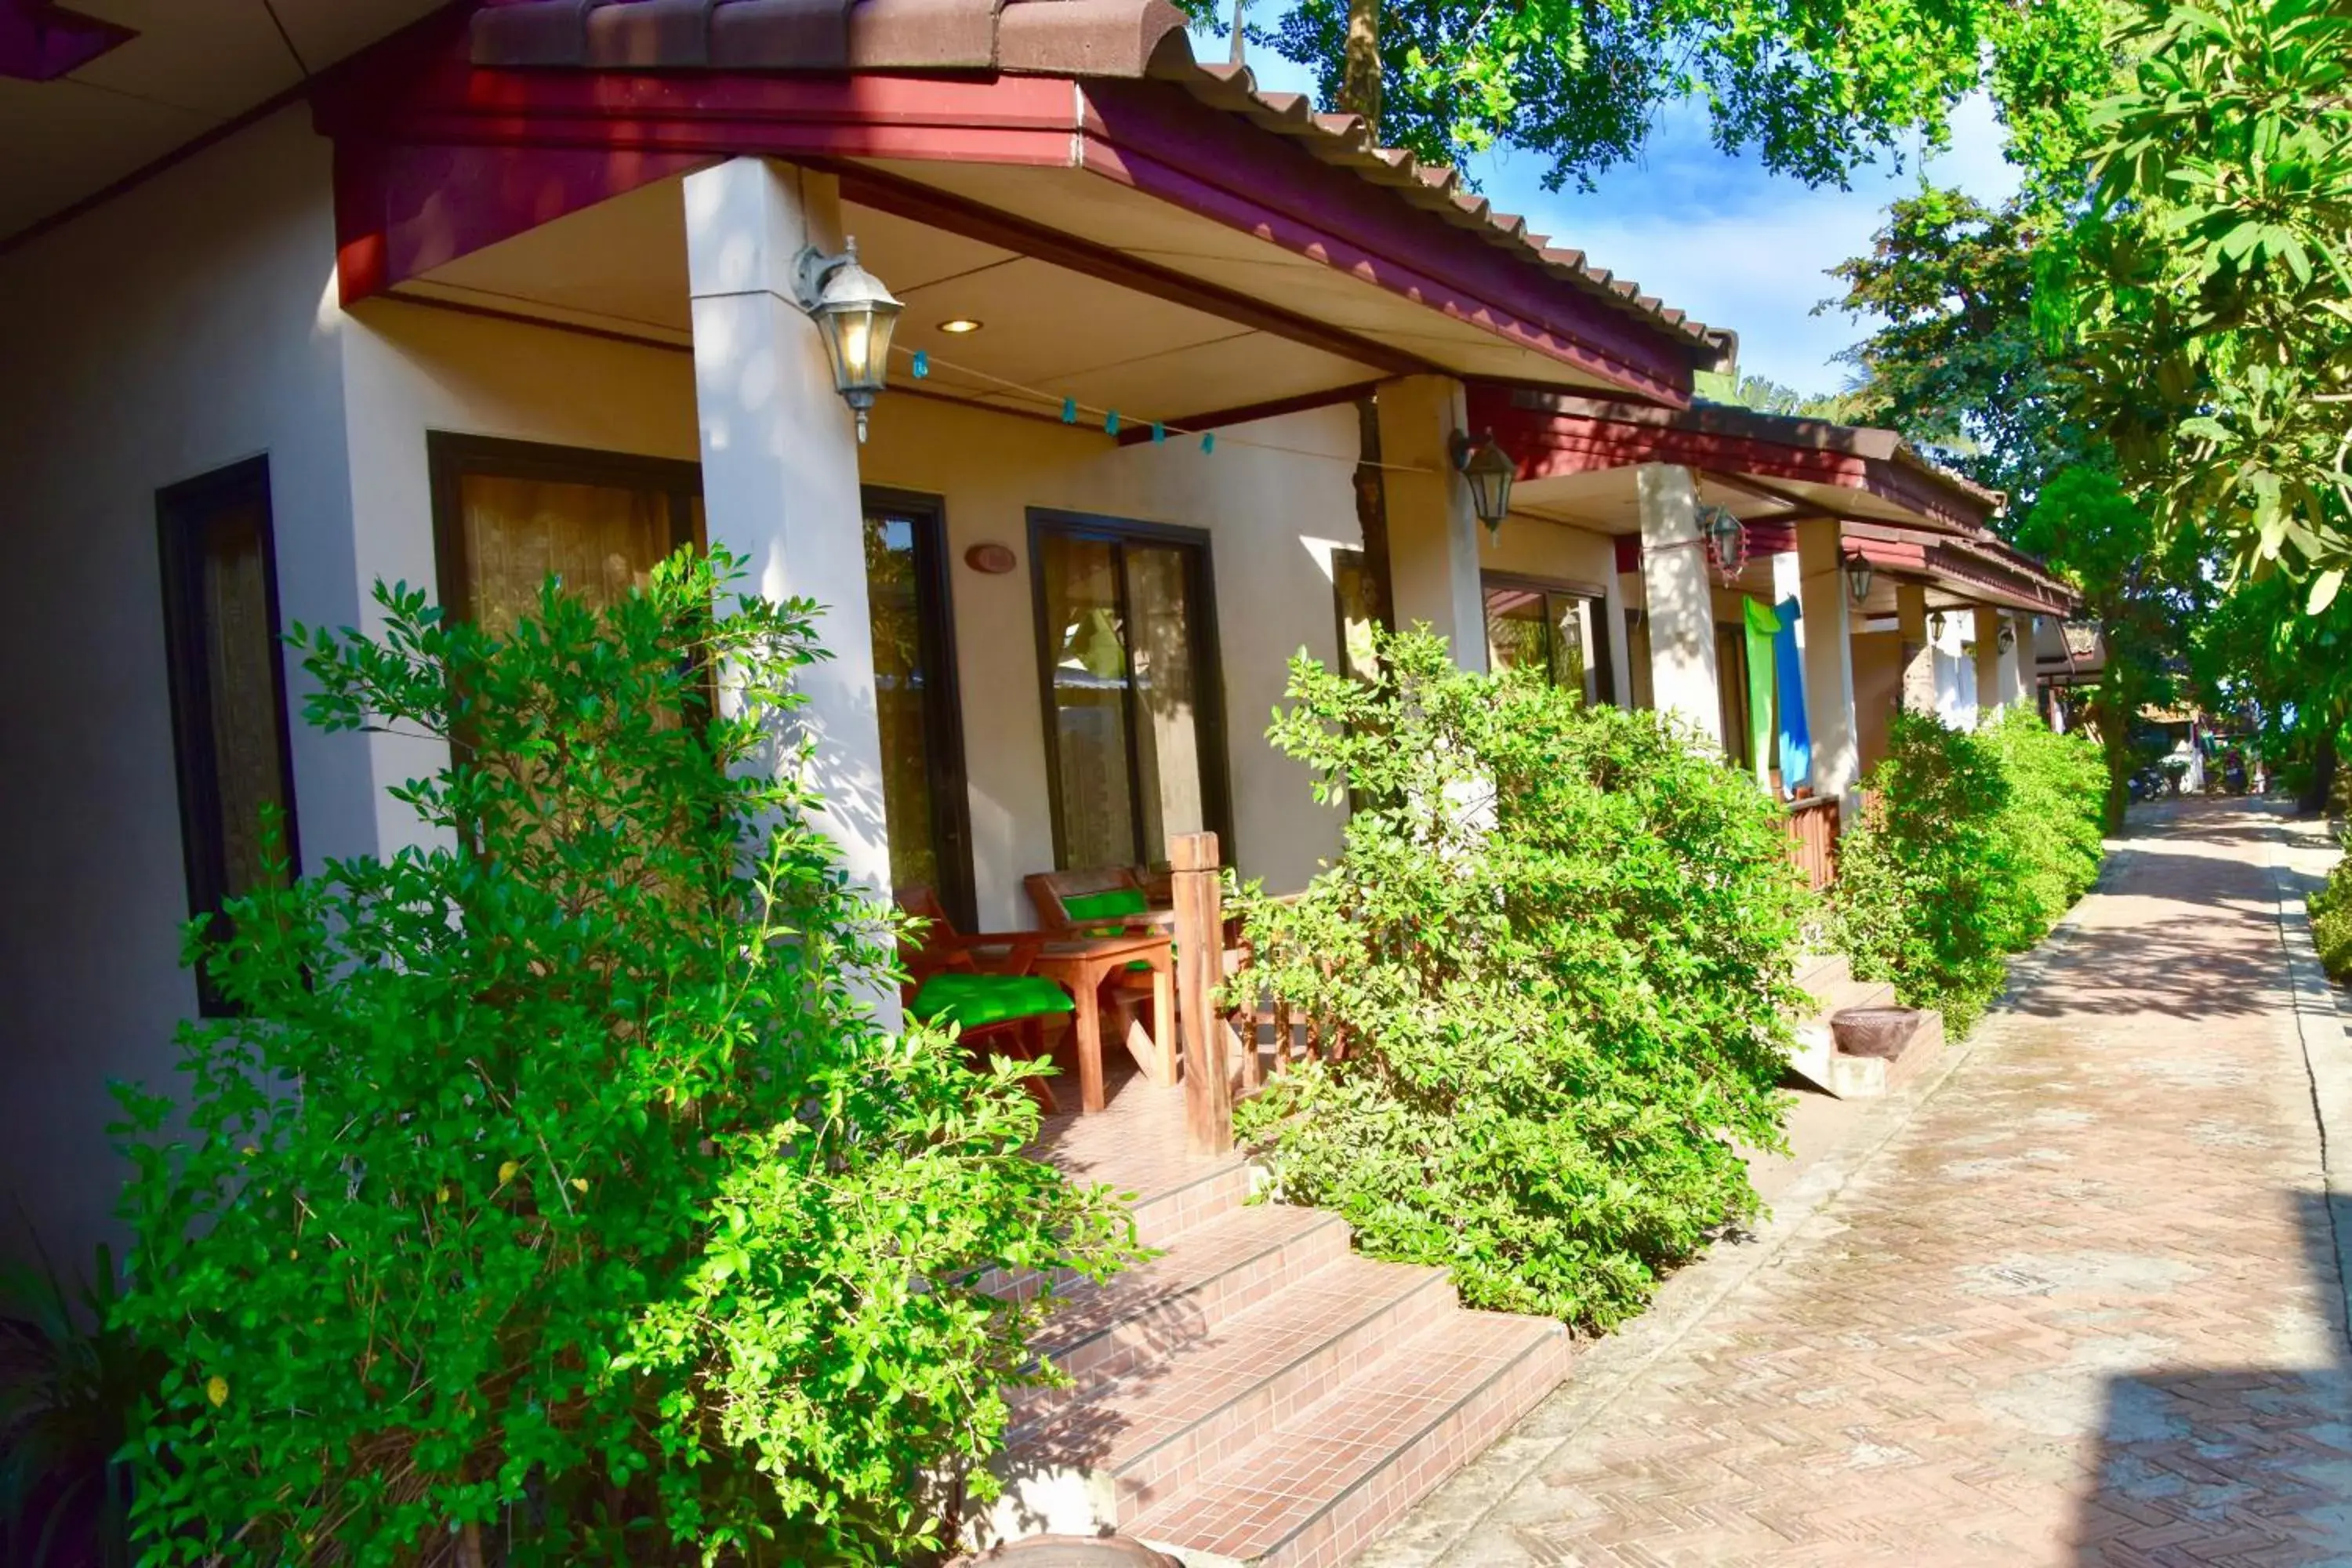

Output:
xmin=909 ymin=972 xmax=1075 ymax=1031
xmin=1062 ymin=887 xmax=1149 ymax=923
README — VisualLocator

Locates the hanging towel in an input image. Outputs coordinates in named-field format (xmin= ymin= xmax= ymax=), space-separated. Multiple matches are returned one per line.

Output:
xmin=1742 ymin=597 xmax=1780 ymax=791
xmin=1774 ymin=594 xmax=1811 ymax=790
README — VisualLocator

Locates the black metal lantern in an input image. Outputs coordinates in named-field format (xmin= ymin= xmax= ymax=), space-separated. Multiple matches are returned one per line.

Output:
xmin=1700 ymin=503 xmax=1747 ymax=576
xmin=1998 ymin=618 xmax=2017 ymax=653
xmin=1451 ymin=430 xmax=1515 ymax=535
xmin=793 ymin=238 xmax=902 ymax=443
xmin=1845 ymin=554 xmax=1875 ymax=605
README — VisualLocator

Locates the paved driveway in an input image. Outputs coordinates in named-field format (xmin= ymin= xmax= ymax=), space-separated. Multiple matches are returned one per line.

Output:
xmin=1367 ymin=801 xmax=2352 ymax=1567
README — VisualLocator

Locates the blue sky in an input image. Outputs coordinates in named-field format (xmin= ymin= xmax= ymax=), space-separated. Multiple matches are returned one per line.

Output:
xmin=1216 ymin=38 xmax=2023 ymax=394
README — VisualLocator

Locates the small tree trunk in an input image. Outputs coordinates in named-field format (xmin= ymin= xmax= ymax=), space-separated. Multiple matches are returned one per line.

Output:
xmin=1340 ymin=0 xmax=1381 ymax=126
xmin=1229 ymin=0 xmax=1247 ymax=66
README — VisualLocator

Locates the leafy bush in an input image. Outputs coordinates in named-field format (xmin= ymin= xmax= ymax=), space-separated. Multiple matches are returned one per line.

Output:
xmin=1978 ymin=706 xmax=2108 ymax=944
xmin=1229 ymin=630 xmax=1809 ymax=1329
xmin=1832 ymin=713 xmax=2026 ymax=1036
xmin=1 ymin=1243 xmax=161 ymax=1568
xmin=112 ymin=549 xmax=1134 ymax=1566
xmin=2314 ymin=836 xmax=2352 ymax=982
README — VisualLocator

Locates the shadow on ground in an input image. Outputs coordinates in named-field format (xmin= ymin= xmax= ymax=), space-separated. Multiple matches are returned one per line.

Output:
xmin=2073 ymin=1192 xmax=2352 ymax=1563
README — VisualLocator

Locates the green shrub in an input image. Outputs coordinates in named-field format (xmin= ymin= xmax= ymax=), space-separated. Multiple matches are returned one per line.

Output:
xmin=1833 ymin=713 xmax=2027 ymax=1036
xmin=2314 ymin=838 xmax=2352 ymax=981
xmin=112 ymin=549 xmax=1134 ymax=1566
xmin=1979 ymin=706 xmax=2108 ymax=946
xmin=1229 ymin=630 xmax=1809 ymax=1330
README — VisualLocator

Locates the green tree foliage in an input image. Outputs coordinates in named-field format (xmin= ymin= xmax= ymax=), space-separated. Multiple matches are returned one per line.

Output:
xmin=1205 ymin=0 xmax=2114 ymax=191
xmin=2013 ymin=470 xmax=2212 ymax=825
xmin=1831 ymin=190 xmax=2088 ymax=504
xmin=1228 ymin=630 xmax=1809 ymax=1328
xmin=111 ymin=550 xmax=1135 ymax=1566
xmin=1977 ymin=708 xmax=2111 ymax=942
xmin=2056 ymin=0 xmax=2352 ymax=595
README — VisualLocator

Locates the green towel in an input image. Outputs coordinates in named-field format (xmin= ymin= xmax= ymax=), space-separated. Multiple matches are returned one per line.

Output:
xmin=1743 ymin=597 xmax=1780 ymax=791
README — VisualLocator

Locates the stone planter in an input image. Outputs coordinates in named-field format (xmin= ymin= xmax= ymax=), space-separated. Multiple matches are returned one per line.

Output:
xmin=947 ymin=1537 xmax=1181 ymax=1567
xmin=1830 ymin=1007 xmax=1922 ymax=1060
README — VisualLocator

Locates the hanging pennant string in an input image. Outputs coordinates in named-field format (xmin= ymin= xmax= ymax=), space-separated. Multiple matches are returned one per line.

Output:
xmin=891 ymin=342 xmax=1443 ymax=475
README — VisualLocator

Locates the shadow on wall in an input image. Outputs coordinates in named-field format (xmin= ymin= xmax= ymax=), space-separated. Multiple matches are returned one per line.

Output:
xmin=2073 ymin=1189 xmax=2352 ymax=1564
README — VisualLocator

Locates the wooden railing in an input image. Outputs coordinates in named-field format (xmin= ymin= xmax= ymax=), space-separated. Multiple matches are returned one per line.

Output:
xmin=1784 ymin=795 xmax=1842 ymax=893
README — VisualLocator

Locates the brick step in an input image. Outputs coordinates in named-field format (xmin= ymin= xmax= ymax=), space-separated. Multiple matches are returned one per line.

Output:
xmin=1882 ymin=1007 xmax=1947 ymax=1091
xmin=1007 ymin=1253 xmax=1458 ymax=1526
xmin=1025 ymin=1203 xmax=1353 ymax=1399
xmin=987 ymin=1151 xmax=1255 ymax=1307
xmin=1127 ymin=1307 xmax=1573 ymax=1568
xmin=1791 ymin=949 xmax=1852 ymax=996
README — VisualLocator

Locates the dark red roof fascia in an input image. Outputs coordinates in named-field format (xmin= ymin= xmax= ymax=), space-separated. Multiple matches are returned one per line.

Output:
xmin=1465 ymin=383 xmax=1994 ymax=535
xmin=311 ymin=10 xmax=1697 ymax=400
xmin=1077 ymin=82 xmax=1694 ymax=405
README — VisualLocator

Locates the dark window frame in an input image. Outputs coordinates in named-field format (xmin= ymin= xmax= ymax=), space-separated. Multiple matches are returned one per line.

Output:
xmin=425 ymin=432 xmax=706 ymax=629
xmin=1026 ymin=509 xmax=1236 ymax=872
xmin=155 ymin=455 xmax=301 ymax=1018
xmin=862 ymin=485 xmax=978 ymax=931
xmin=1479 ymin=569 xmax=1618 ymax=706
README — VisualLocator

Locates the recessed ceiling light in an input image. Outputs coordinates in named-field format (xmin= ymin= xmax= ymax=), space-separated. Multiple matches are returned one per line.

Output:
xmin=938 ymin=318 xmax=983 ymax=334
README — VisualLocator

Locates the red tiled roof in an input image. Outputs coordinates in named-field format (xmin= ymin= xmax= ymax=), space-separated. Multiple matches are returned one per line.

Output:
xmin=469 ymin=0 xmax=1734 ymax=368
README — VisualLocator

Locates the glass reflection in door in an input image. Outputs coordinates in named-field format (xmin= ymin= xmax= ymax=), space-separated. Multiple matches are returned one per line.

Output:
xmin=1033 ymin=516 xmax=1229 ymax=871
xmin=864 ymin=492 xmax=975 ymax=927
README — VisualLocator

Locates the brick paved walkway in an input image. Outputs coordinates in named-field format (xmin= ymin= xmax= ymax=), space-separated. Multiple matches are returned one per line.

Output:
xmin=1369 ymin=801 xmax=2352 ymax=1567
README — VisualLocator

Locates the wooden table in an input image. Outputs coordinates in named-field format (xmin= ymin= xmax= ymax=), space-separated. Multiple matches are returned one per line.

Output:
xmin=1033 ymin=931 xmax=1176 ymax=1112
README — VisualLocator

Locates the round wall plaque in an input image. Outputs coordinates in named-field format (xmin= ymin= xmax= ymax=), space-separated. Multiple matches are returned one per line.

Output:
xmin=964 ymin=542 xmax=1018 ymax=575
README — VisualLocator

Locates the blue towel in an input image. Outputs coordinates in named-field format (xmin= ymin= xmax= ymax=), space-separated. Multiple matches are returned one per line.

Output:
xmin=1774 ymin=596 xmax=1811 ymax=789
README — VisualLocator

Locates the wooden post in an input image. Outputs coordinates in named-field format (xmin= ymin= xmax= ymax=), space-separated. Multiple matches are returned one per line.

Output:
xmin=1169 ymin=832 xmax=1234 ymax=1156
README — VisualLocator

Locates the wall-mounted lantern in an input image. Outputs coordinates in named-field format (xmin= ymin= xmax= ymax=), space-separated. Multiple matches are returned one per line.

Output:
xmin=1700 ymin=503 xmax=1748 ymax=577
xmin=1450 ymin=430 xmax=1516 ymax=535
xmin=1845 ymin=554 xmax=1875 ymax=606
xmin=1998 ymin=618 xmax=2017 ymax=653
xmin=793 ymin=238 xmax=902 ymax=443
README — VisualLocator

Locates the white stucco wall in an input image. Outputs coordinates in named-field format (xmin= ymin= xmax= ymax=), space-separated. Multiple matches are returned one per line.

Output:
xmin=337 ymin=298 xmax=1361 ymax=925
xmin=0 ymin=122 xmax=1367 ymax=1258
xmin=0 ymin=108 xmax=360 ymax=1259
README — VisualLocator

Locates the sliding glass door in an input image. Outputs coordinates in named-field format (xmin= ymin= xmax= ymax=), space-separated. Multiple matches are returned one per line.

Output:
xmin=1031 ymin=513 xmax=1231 ymax=871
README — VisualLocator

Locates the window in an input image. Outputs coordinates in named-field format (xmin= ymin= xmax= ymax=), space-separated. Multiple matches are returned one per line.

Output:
xmin=430 ymin=437 xmax=979 ymax=920
xmin=1482 ymin=576 xmax=1615 ymax=707
xmin=157 ymin=457 xmax=299 ymax=1015
xmin=428 ymin=434 xmax=702 ymax=633
xmin=1030 ymin=513 xmax=1232 ymax=870
xmin=863 ymin=489 xmax=975 ymax=927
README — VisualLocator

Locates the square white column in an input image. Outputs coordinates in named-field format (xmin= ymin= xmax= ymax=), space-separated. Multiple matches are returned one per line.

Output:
xmin=2002 ymin=615 xmax=2034 ymax=710
xmin=684 ymin=158 xmax=897 ymax=1011
xmin=1973 ymin=605 xmax=2007 ymax=720
xmin=1795 ymin=516 xmax=1860 ymax=814
xmin=1375 ymin=375 xmax=1487 ymax=672
xmin=1636 ymin=463 xmax=1722 ymax=749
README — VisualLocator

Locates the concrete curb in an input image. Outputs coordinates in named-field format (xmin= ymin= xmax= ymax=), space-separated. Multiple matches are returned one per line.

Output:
xmin=2267 ymin=808 xmax=2351 ymax=1352
xmin=1352 ymin=824 xmax=2151 ymax=1568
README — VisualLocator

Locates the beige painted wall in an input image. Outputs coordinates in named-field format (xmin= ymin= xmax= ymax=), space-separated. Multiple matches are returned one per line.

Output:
xmin=335 ymin=301 xmax=1361 ymax=927
xmin=1853 ymin=630 xmax=1904 ymax=773
xmin=0 ymin=109 xmax=360 ymax=1259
